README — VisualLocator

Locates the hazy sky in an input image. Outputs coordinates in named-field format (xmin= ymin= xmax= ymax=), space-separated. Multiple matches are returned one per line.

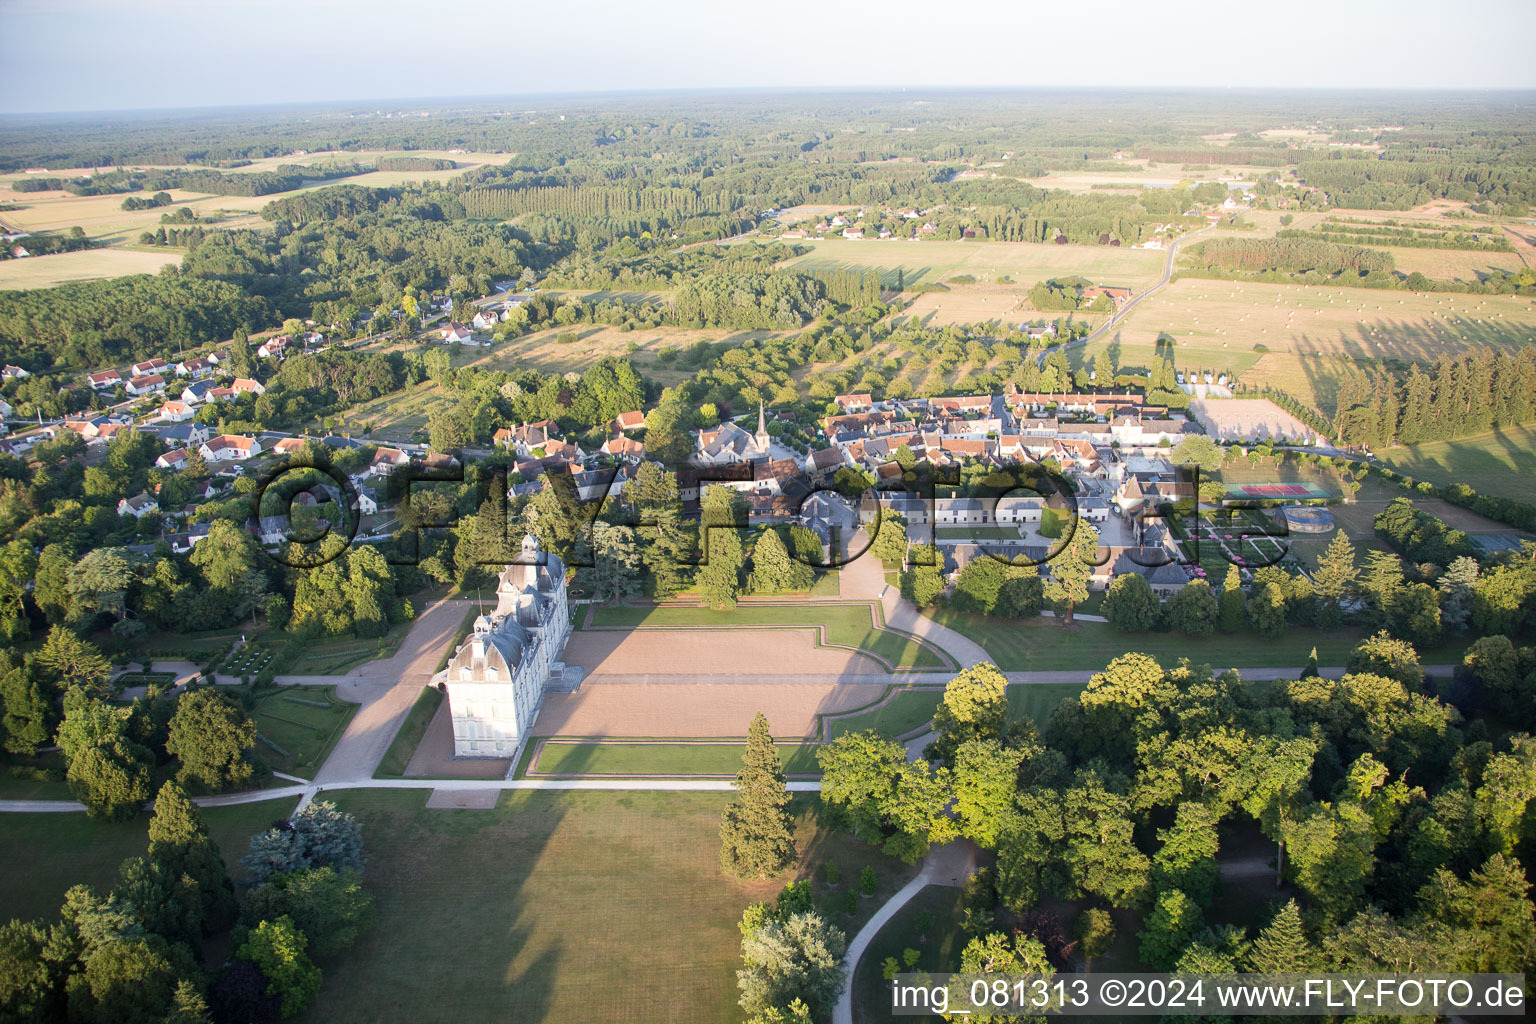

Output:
xmin=2 ymin=0 xmax=1534 ymax=113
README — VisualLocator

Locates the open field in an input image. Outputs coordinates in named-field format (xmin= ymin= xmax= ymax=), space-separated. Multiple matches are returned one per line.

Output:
xmin=308 ymin=789 xmax=917 ymax=1024
xmin=1370 ymin=246 xmax=1526 ymax=281
xmin=0 ymin=247 xmax=181 ymax=288
xmin=335 ymin=381 xmax=461 ymax=443
xmin=585 ymin=602 xmax=952 ymax=671
xmin=1377 ymin=426 xmax=1536 ymax=504
xmin=0 ymin=186 xmax=268 ymax=244
xmin=0 ymin=150 xmax=504 ymax=238
xmin=0 ymin=798 xmax=297 ymax=925
xmin=459 ymin=324 xmax=781 ymax=388
xmin=1085 ymin=278 xmax=1536 ymax=417
xmin=927 ymin=609 xmax=1468 ymax=673
xmin=776 ymin=236 xmax=1165 ymax=292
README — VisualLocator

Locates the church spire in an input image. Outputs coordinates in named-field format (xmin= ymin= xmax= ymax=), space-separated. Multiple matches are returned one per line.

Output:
xmin=755 ymin=400 xmax=769 ymax=453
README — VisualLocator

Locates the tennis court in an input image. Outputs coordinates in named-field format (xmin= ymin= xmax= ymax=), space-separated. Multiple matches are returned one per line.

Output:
xmin=1223 ymin=481 xmax=1334 ymax=499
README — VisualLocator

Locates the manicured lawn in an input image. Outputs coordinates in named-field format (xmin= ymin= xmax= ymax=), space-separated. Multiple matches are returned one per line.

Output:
xmin=1008 ymin=683 xmax=1087 ymax=728
xmin=928 ymin=610 xmax=1467 ymax=672
xmin=823 ymin=687 xmax=943 ymax=741
xmin=1378 ymin=425 xmax=1536 ymax=504
xmin=587 ymin=602 xmax=952 ymax=669
xmin=283 ymin=620 xmax=413 ymax=676
xmin=528 ymin=740 xmax=822 ymax=777
xmin=251 ymin=686 xmax=357 ymax=777
xmin=375 ymin=686 xmax=442 ymax=778
xmin=934 ymin=525 xmax=1022 ymax=541
xmin=0 ymin=798 xmax=297 ymax=925
xmin=0 ymin=751 xmax=71 ymax=801
xmin=807 ymin=571 xmax=841 ymax=597
xmin=306 ymin=789 xmax=919 ymax=1024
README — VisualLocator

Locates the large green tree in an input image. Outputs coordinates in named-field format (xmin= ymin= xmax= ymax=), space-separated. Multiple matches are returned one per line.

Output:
xmin=750 ymin=529 xmax=813 ymax=596
xmin=165 ymin=689 xmax=256 ymax=792
xmin=1043 ymin=517 xmax=1097 ymax=624
xmin=720 ymin=713 xmax=798 ymax=879
xmin=1103 ymin=572 xmax=1161 ymax=633
xmin=148 ymin=781 xmax=238 ymax=933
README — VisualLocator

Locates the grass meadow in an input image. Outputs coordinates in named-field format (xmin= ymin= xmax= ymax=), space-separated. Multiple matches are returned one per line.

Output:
xmin=927 ymin=608 xmax=1468 ymax=673
xmin=1377 ymin=425 xmax=1536 ymax=504
xmin=0 ymin=798 xmax=297 ymax=925
xmin=1080 ymin=278 xmax=1536 ymax=418
xmin=304 ymin=789 xmax=919 ymax=1024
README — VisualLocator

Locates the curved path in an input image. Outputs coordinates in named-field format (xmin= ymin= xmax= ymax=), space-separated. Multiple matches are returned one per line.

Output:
xmin=832 ymin=840 xmax=978 ymax=1024
xmin=838 ymin=543 xmax=992 ymax=667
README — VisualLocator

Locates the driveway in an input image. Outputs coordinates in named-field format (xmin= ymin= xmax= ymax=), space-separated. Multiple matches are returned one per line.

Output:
xmin=308 ymin=596 xmax=470 ymax=785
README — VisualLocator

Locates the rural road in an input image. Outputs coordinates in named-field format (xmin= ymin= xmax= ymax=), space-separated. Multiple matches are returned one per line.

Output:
xmin=1035 ymin=217 xmax=1228 ymax=367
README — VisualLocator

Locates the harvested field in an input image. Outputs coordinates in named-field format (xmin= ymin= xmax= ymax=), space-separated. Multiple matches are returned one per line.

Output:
xmin=0 ymin=247 xmax=181 ymax=288
xmin=1089 ymin=278 xmax=1536 ymax=417
xmin=776 ymin=236 xmax=1165 ymax=291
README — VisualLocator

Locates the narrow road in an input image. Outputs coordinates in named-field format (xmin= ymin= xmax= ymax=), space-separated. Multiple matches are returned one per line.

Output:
xmin=1035 ymin=218 xmax=1228 ymax=367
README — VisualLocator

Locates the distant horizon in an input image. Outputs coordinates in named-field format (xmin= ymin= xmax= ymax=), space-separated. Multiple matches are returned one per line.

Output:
xmin=3 ymin=84 xmax=1535 ymax=121
xmin=3 ymin=0 xmax=1533 ymax=114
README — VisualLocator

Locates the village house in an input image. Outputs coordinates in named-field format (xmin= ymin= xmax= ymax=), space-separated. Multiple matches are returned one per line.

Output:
xmin=804 ymin=446 xmax=845 ymax=481
xmin=439 ymin=322 xmax=474 ymax=345
xmin=117 ymin=492 xmax=159 ymax=518
xmin=155 ymin=448 xmax=190 ymax=470
xmin=199 ymin=434 xmax=261 ymax=462
xmin=834 ymin=393 xmax=873 ymax=414
xmin=598 ymin=434 xmax=645 ymax=464
xmin=1 ymin=365 xmax=28 ymax=380
xmin=496 ymin=420 xmax=557 ymax=456
xmin=206 ymin=386 xmax=236 ymax=402
xmin=130 ymin=358 xmax=168 ymax=377
xmin=255 ymin=336 xmax=290 ymax=360
xmin=158 ymin=400 xmax=195 ymax=422
xmin=87 ymin=369 xmax=121 ymax=389
xmin=126 ymin=373 xmax=167 ymax=396
xmin=1081 ymin=286 xmax=1133 ymax=309
xmin=471 ymin=310 xmax=500 ymax=331
xmin=173 ymin=357 xmax=216 ymax=378
xmin=164 ymin=524 xmax=211 ymax=554
xmin=154 ymin=423 xmax=212 ymax=448
xmin=180 ymin=380 xmax=215 ymax=405
xmin=611 ymin=410 xmax=645 ymax=433
xmin=231 ymin=377 xmax=266 ymax=396
xmin=369 ymin=447 xmax=412 ymax=476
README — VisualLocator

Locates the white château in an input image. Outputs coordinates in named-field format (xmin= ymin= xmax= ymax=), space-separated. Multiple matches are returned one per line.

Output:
xmin=444 ymin=534 xmax=571 ymax=760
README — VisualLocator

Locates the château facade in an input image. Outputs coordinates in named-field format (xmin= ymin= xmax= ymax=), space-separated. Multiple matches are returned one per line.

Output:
xmin=443 ymin=534 xmax=571 ymax=761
